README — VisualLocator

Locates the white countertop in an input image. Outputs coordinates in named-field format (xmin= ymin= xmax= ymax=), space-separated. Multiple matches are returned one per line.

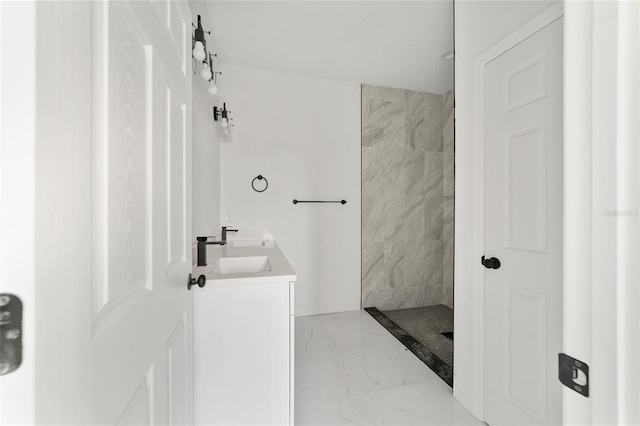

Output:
xmin=191 ymin=230 xmax=297 ymax=286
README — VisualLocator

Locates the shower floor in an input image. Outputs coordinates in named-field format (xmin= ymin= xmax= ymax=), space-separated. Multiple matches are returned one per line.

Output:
xmin=365 ymin=304 xmax=453 ymax=386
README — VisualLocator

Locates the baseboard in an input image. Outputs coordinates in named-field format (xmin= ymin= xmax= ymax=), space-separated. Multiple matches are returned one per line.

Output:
xmin=454 ymin=375 xmax=482 ymax=420
xmin=295 ymin=298 xmax=361 ymax=317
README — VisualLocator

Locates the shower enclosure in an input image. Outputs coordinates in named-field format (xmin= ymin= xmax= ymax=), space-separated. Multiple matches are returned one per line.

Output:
xmin=361 ymin=84 xmax=454 ymax=385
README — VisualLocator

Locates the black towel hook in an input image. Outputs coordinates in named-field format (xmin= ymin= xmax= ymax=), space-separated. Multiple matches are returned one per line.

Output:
xmin=252 ymin=175 xmax=268 ymax=192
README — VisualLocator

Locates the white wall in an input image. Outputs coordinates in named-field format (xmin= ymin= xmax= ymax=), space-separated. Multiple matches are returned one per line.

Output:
xmin=453 ymin=0 xmax=558 ymax=417
xmin=190 ymin=1 xmax=221 ymax=241
xmin=218 ymin=64 xmax=361 ymax=316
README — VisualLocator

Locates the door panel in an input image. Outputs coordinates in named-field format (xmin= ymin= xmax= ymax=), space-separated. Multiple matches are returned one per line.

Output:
xmin=91 ymin=1 xmax=193 ymax=424
xmin=168 ymin=84 xmax=187 ymax=272
xmin=504 ymin=285 xmax=547 ymax=423
xmin=94 ymin=0 xmax=152 ymax=329
xmin=505 ymin=124 xmax=547 ymax=253
xmin=504 ymin=54 xmax=547 ymax=113
xmin=484 ymin=18 xmax=563 ymax=426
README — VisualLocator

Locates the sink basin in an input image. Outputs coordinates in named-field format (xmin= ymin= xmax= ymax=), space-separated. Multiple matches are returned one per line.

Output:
xmin=217 ymin=256 xmax=271 ymax=275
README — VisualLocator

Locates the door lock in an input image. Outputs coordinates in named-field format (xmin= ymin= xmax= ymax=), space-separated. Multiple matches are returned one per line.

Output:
xmin=481 ymin=255 xmax=501 ymax=269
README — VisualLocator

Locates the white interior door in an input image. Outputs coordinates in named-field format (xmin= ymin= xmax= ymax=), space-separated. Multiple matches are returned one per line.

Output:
xmin=483 ymin=18 xmax=563 ymax=426
xmin=1 ymin=1 xmax=193 ymax=424
xmin=90 ymin=1 xmax=193 ymax=423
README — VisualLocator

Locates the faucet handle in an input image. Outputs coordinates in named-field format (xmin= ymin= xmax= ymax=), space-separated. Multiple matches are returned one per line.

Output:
xmin=223 ymin=227 xmax=238 ymax=232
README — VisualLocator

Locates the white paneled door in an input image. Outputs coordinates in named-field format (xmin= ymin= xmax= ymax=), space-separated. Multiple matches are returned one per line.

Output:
xmin=483 ymin=18 xmax=563 ymax=426
xmin=0 ymin=1 xmax=193 ymax=424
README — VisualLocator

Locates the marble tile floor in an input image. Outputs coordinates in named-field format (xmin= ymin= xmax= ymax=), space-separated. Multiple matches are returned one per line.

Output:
xmin=295 ymin=310 xmax=484 ymax=426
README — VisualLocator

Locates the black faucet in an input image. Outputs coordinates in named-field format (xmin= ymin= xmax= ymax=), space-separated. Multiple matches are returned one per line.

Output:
xmin=196 ymin=226 xmax=239 ymax=267
xmin=196 ymin=237 xmax=224 ymax=267
xmin=221 ymin=226 xmax=238 ymax=242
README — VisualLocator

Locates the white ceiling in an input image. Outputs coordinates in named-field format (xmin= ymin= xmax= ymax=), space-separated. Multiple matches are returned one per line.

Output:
xmin=199 ymin=1 xmax=453 ymax=94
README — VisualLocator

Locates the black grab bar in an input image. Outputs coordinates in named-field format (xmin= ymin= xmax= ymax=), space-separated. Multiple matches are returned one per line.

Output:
xmin=293 ymin=199 xmax=347 ymax=205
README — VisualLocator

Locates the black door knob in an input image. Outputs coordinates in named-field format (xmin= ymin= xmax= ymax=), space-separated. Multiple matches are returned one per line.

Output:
xmin=187 ymin=274 xmax=207 ymax=290
xmin=481 ymin=255 xmax=501 ymax=269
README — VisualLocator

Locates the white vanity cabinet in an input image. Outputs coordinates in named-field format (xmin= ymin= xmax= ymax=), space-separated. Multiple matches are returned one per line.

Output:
xmin=192 ymin=233 xmax=296 ymax=425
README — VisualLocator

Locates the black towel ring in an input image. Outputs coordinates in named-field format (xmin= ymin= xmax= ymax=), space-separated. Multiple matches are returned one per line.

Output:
xmin=252 ymin=175 xmax=268 ymax=192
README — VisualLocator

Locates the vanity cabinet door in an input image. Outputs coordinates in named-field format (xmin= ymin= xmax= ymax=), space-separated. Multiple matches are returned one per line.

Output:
xmin=194 ymin=281 xmax=290 ymax=425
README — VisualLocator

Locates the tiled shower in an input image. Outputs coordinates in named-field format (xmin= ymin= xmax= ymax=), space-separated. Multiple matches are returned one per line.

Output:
xmin=362 ymin=84 xmax=454 ymax=311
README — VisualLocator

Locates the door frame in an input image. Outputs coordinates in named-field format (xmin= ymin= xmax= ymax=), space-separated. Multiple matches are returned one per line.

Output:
xmin=0 ymin=2 xmax=39 ymax=423
xmin=465 ymin=2 xmax=564 ymax=420
xmin=564 ymin=1 xmax=640 ymax=424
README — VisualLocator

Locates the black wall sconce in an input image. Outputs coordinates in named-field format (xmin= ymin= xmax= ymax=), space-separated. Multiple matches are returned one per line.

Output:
xmin=192 ymin=15 xmax=223 ymax=97
xmin=214 ymin=103 xmax=234 ymax=136
xmin=213 ymin=103 xmax=229 ymax=124
xmin=192 ymin=15 xmax=210 ymax=63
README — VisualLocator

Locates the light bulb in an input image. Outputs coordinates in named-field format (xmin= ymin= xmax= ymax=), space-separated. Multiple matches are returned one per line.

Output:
xmin=208 ymin=81 xmax=218 ymax=95
xmin=221 ymin=117 xmax=228 ymax=128
xmin=200 ymin=66 xmax=212 ymax=81
xmin=193 ymin=41 xmax=206 ymax=62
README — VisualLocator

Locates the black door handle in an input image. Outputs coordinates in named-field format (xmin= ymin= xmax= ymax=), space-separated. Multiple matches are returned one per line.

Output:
xmin=187 ymin=274 xmax=206 ymax=290
xmin=481 ymin=255 xmax=501 ymax=269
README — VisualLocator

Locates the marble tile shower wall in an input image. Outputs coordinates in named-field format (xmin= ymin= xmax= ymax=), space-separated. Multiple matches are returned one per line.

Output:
xmin=362 ymin=85 xmax=454 ymax=311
